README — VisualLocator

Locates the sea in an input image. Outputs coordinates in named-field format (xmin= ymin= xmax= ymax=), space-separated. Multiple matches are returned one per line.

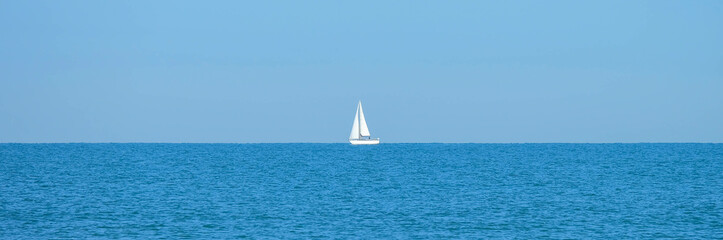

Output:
xmin=1 ymin=143 xmax=720 ymax=239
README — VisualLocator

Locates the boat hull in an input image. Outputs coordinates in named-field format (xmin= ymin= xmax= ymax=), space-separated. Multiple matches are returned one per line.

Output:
xmin=349 ymin=139 xmax=380 ymax=145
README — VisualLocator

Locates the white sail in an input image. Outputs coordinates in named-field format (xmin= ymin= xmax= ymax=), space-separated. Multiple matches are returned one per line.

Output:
xmin=348 ymin=100 xmax=380 ymax=145
xmin=358 ymin=102 xmax=370 ymax=137
xmin=349 ymin=105 xmax=360 ymax=139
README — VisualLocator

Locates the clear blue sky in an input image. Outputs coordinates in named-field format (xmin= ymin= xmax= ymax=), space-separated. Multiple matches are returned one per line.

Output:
xmin=1 ymin=1 xmax=721 ymax=143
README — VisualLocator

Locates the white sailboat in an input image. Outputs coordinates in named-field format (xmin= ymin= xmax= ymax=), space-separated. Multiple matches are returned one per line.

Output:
xmin=349 ymin=101 xmax=380 ymax=145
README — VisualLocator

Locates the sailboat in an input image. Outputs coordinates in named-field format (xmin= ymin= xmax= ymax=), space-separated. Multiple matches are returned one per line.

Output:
xmin=349 ymin=101 xmax=380 ymax=145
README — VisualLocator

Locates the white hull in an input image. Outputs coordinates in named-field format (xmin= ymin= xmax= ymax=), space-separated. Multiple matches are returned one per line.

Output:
xmin=349 ymin=138 xmax=380 ymax=145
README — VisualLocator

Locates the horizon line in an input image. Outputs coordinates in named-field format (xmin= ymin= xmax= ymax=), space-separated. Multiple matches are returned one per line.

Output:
xmin=1 ymin=142 xmax=721 ymax=144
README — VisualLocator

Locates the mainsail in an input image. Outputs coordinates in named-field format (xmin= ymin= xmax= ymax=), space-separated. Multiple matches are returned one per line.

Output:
xmin=358 ymin=102 xmax=370 ymax=137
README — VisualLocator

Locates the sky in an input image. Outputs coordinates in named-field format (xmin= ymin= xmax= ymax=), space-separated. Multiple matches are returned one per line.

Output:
xmin=1 ymin=1 xmax=721 ymax=143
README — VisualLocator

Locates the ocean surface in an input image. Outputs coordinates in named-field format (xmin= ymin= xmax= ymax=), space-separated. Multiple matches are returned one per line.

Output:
xmin=1 ymin=143 xmax=721 ymax=239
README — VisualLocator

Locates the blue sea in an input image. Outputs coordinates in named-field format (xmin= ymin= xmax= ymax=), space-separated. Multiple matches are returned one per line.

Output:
xmin=1 ymin=143 xmax=721 ymax=239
